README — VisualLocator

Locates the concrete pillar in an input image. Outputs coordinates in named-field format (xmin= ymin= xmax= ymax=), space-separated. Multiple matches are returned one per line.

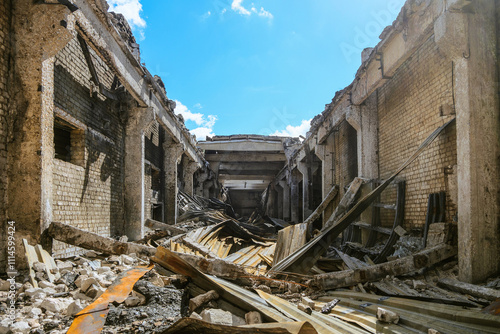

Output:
xmin=163 ymin=139 xmax=183 ymax=225
xmin=435 ymin=1 xmax=500 ymax=282
xmin=123 ymin=107 xmax=154 ymax=240
xmin=7 ymin=1 xmax=72 ymax=266
xmin=194 ymin=170 xmax=209 ymax=197
xmin=316 ymin=134 xmax=336 ymax=227
xmin=297 ymin=161 xmax=312 ymax=222
xmin=290 ymin=169 xmax=301 ymax=223
xmin=183 ymin=159 xmax=199 ymax=196
xmin=276 ymin=183 xmax=284 ymax=219
xmin=278 ymin=180 xmax=291 ymax=221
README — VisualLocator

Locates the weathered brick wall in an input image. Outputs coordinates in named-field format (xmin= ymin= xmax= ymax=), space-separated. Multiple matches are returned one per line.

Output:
xmin=0 ymin=0 xmax=10 ymax=269
xmin=378 ymin=36 xmax=457 ymax=230
xmin=52 ymin=36 xmax=125 ymax=257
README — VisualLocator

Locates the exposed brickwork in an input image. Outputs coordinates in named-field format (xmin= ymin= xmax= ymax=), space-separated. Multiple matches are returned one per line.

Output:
xmin=0 ymin=0 xmax=10 ymax=270
xmin=377 ymin=36 xmax=457 ymax=229
xmin=52 ymin=36 xmax=125 ymax=257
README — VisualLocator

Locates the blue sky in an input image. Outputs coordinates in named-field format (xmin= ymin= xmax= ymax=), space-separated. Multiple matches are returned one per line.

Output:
xmin=107 ymin=0 xmax=405 ymax=140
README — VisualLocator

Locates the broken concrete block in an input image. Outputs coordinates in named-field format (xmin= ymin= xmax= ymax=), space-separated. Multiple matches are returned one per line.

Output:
xmin=80 ymin=277 xmax=99 ymax=292
xmin=42 ymin=287 xmax=57 ymax=296
xmin=428 ymin=329 xmax=441 ymax=334
xmin=55 ymin=284 xmax=68 ymax=293
xmin=35 ymin=271 xmax=48 ymax=281
xmin=124 ymin=296 xmax=142 ymax=307
xmin=85 ymin=284 xmax=105 ymax=299
xmin=85 ymin=251 xmax=98 ymax=258
xmin=190 ymin=312 xmax=202 ymax=320
xmin=107 ymin=255 xmax=121 ymax=264
xmin=297 ymin=303 xmax=312 ymax=315
xmin=56 ymin=261 xmax=74 ymax=271
xmin=245 ymin=311 xmax=262 ymax=324
xmin=33 ymin=262 xmax=47 ymax=273
xmin=25 ymin=288 xmax=46 ymax=300
xmin=413 ymin=280 xmax=427 ymax=290
xmin=377 ymin=307 xmax=400 ymax=324
xmin=38 ymin=281 xmax=55 ymax=289
xmin=67 ymin=300 xmax=84 ymax=316
xmin=201 ymin=308 xmax=246 ymax=326
xmin=97 ymin=266 xmax=111 ymax=274
xmin=28 ymin=307 xmax=42 ymax=318
xmin=40 ymin=298 xmax=72 ymax=313
xmin=121 ymin=254 xmax=135 ymax=265
xmin=0 ymin=279 xmax=10 ymax=291
xmin=10 ymin=321 xmax=30 ymax=333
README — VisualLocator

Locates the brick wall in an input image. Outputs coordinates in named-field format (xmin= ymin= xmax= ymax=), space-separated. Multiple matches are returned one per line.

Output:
xmin=144 ymin=120 xmax=164 ymax=222
xmin=52 ymin=36 xmax=125 ymax=257
xmin=377 ymin=36 xmax=457 ymax=230
xmin=0 ymin=0 xmax=10 ymax=269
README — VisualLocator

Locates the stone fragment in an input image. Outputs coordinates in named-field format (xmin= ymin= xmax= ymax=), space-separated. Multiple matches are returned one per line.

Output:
xmin=85 ymin=285 xmax=105 ymax=299
xmin=121 ymin=254 xmax=134 ymax=265
xmin=42 ymin=287 xmax=57 ymax=296
xmin=124 ymin=296 xmax=141 ymax=307
xmin=0 ymin=279 xmax=10 ymax=291
xmin=54 ymin=284 xmax=68 ymax=293
xmin=67 ymin=300 xmax=84 ymax=316
xmin=119 ymin=235 xmax=128 ymax=243
xmin=40 ymin=298 xmax=72 ymax=313
xmin=35 ymin=271 xmax=48 ymax=281
xmin=74 ymin=275 xmax=89 ymax=289
xmin=85 ymin=251 xmax=98 ymax=258
xmin=81 ymin=277 xmax=100 ymax=292
xmin=201 ymin=308 xmax=246 ymax=326
xmin=56 ymin=261 xmax=74 ymax=271
xmin=33 ymin=262 xmax=46 ymax=273
xmin=38 ymin=281 xmax=55 ymax=289
xmin=297 ymin=303 xmax=312 ymax=315
xmin=107 ymin=255 xmax=121 ymax=264
xmin=245 ymin=311 xmax=262 ymax=324
xmin=377 ymin=307 xmax=400 ymax=324
xmin=10 ymin=321 xmax=30 ymax=333
xmin=97 ymin=267 xmax=111 ymax=274
xmin=25 ymin=288 xmax=46 ymax=300
xmin=413 ymin=280 xmax=427 ymax=290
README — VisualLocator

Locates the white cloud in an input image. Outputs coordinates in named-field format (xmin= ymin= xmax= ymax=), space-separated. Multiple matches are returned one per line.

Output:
xmin=107 ymin=0 xmax=146 ymax=38
xmin=231 ymin=0 xmax=251 ymax=15
xmin=174 ymin=100 xmax=217 ymax=140
xmin=271 ymin=119 xmax=311 ymax=137
xmin=231 ymin=0 xmax=272 ymax=19
xmin=258 ymin=7 xmax=273 ymax=19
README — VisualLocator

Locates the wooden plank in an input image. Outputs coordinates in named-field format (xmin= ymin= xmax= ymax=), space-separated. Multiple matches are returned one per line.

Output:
xmin=323 ymin=178 xmax=364 ymax=230
xmin=256 ymin=290 xmax=368 ymax=334
xmin=314 ymin=244 xmax=457 ymax=290
xmin=22 ymin=239 xmax=39 ymax=288
xmin=303 ymin=185 xmax=339 ymax=226
xmin=438 ymin=278 xmax=500 ymax=301
xmin=35 ymin=245 xmax=57 ymax=283
xmin=323 ymin=291 xmax=500 ymax=329
xmin=144 ymin=218 xmax=186 ymax=235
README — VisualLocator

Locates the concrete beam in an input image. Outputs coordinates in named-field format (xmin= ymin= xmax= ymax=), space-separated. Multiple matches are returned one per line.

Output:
xmin=199 ymin=139 xmax=284 ymax=152
xmin=205 ymin=153 xmax=286 ymax=163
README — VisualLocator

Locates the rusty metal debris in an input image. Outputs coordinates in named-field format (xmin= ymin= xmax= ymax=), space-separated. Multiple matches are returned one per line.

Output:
xmin=67 ymin=265 xmax=153 ymax=334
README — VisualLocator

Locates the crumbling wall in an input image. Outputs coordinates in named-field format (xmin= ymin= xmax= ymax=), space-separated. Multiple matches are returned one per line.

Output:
xmin=52 ymin=36 xmax=125 ymax=257
xmin=0 ymin=0 xmax=11 ymax=270
xmin=377 ymin=36 xmax=457 ymax=230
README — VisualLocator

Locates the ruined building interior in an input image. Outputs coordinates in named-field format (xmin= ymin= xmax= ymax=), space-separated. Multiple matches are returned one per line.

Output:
xmin=0 ymin=0 xmax=499 ymax=333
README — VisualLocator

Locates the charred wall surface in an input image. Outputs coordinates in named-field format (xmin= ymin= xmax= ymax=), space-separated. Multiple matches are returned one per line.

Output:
xmin=51 ymin=36 xmax=125 ymax=257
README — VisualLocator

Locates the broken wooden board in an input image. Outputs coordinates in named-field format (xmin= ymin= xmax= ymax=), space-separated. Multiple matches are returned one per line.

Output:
xmin=314 ymin=244 xmax=457 ymax=290
xmin=437 ymin=278 xmax=500 ymax=301
xmin=47 ymin=222 xmax=157 ymax=257
xmin=303 ymin=185 xmax=339 ymax=227
xmin=162 ymin=318 xmax=318 ymax=334
xmin=22 ymin=239 xmax=39 ymax=288
xmin=256 ymin=290 xmax=369 ymax=334
xmin=34 ymin=245 xmax=58 ymax=283
xmin=322 ymin=291 xmax=500 ymax=330
xmin=272 ymin=223 xmax=308 ymax=266
xmin=323 ymin=178 xmax=363 ymax=230
xmin=269 ymin=119 xmax=456 ymax=276
xmin=145 ymin=218 xmax=187 ymax=235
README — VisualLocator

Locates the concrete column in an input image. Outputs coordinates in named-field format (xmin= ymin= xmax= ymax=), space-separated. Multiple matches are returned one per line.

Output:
xmin=7 ymin=1 xmax=72 ymax=266
xmin=435 ymin=1 xmax=500 ymax=282
xmin=324 ymin=133 xmax=336 ymax=224
xmin=163 ymin=139 xmax=183 ymax=225
xmin=276 ymin=183 xmax=284 ymax=219
xmin=278 ymin=180 xmax=291 ymax=221
xmin=290 ymin=169 xmax=301 ymax=223
xmin=183 ymin=159 xmax=199 ymax=196
xmin=123 ymin=107 xmax=154 ymax=240
xmin=194 ymin=171 xmax=209 ymax=197
xmin=354 ymin=96 xmax=379 ymax=179
xmin=297 ymin=161 xmax=312 ymax=222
